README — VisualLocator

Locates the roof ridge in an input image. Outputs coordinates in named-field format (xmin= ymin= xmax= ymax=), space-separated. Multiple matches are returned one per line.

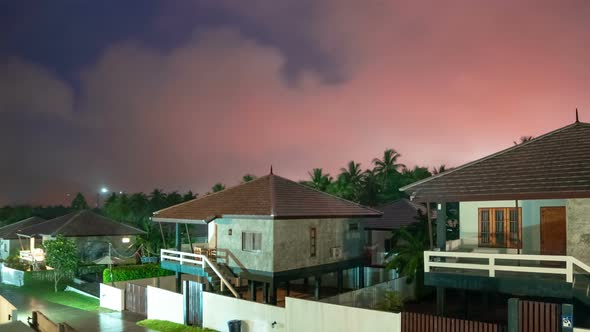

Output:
xmin=53 ymin=210 xmax=84 ymax=235
xmin=400 ymin=121 xmax=582 ymax=192
xmin=278 ymin=175 xmax=383 ymax=215
xmin=153 ymin=175 xmax=271 ymax=216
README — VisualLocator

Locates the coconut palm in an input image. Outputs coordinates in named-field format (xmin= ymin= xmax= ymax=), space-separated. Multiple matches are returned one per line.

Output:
xmin=385 ymin=226 xmax=429 ymax=297
xmin=307 ymin=168 xmax=333 ymax=191
xmin=432 ymin=164 xmax=446 ymax=175
xmin=338 ymin=161 xmax=363 ymax=201
xmin=242 ymin=174 xmax=257 ymax=183
xmin=373 ymin=149 xmax=405 ymax=178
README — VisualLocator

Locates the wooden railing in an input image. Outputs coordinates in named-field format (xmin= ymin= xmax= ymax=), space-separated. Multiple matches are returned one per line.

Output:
xmin=424 ymin=251 xmax=590 ymax=283
xmin=160 ymin=249 xmax=239 ymax=298
xmin=19 ymin=249 xmax=45 ymax=263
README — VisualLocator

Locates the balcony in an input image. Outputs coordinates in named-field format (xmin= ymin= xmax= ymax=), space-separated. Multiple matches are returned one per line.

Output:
xmin=19 ymin=248 xmax=45 ymax=263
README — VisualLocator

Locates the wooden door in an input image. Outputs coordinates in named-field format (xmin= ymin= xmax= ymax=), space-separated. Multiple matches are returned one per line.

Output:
xmin=540 ymin=207 xmax=566 ymax=256
xmin=183 ymin=280 xmax=203 ymax=326
xmin=125 ymin=283 xmax=147 ymax=316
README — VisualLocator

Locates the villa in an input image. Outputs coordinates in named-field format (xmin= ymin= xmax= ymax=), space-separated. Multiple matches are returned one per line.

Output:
xmin=400 ymin=118 xmax=590 ymax=315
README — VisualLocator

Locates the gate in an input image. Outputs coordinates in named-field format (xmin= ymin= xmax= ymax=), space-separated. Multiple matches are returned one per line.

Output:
xmin=125 ymin=283 xmax=147 ymax=316
xmin=518 ymin=300 xmax=560 ymax=332
xmin=401 ymin=312 xmax=507 ymax=332
xmin=184 ymin=280 xmax=203 ymax=326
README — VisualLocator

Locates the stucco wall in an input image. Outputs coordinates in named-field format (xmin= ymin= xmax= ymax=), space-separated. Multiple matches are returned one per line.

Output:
xmin=147 ymin=286 xmax=184 ymax=324
xmin=459 ymin=199 xmax=566 ymax=254
xmin=0 ymin=239 xmax=20 ymax=260
xmin=566 ymin=198 xmax=590 ymax=265
xmin=215 ymin=217 xmax=274 ymax=273
xmin=273 ymin=218 xmax=364 ymax=272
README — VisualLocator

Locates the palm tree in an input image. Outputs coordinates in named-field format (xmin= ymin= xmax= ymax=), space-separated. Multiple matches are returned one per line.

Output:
xmin=385 ymin=226 xmax=429 ymax=297
xmin=513 ymin=136 xmax=534 ymax=145
xmin=211 ymin=183 xmax=226 ymax=192
xmin=373 ymin=149 xmax=405 ymax=179
xmin=338 ymin=161 xmax=363 ymax=201
xmin=307 ymin=168 xmax=333 ymax=191
xmin=242 ymin=174 xmax=257 ymax=183
xmin=432 ymin=164 xmax=446 ymax=175
xmin=359 ymin=169 xmax=381 ymax=206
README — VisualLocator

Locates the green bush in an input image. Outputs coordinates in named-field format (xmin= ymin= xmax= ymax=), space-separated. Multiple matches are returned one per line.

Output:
xmin=103 ymin=264 xmax=173 ymax=283
xmin=377 ymin=290 xmax=404 ymax=313
xmin=3 ymin=255 xmax=29 ymax=271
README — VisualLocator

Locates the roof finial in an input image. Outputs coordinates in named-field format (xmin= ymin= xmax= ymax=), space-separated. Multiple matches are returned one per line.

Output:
xmin=270 ymin=165 xmax=273 ymax=175
xmin=576 ymin=108 xmax=580 ymax=123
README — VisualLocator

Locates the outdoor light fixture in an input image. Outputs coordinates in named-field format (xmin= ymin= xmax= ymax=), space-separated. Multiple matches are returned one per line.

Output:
xmin=101 ymin=187 xmax=109 ymax=194
xmin=122 ymin=237 xmax=130 ymax=243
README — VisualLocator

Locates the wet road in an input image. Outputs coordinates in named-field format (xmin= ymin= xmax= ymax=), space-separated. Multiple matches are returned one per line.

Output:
xmin=0 ymin=287 xmax=154 ymax=331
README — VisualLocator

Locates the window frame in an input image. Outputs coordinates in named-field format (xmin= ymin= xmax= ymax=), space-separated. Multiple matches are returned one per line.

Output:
xmin=241 ymin=231 xmax=262 ymax=252
xmin=478 ymin=207 xmax=522 ymax=248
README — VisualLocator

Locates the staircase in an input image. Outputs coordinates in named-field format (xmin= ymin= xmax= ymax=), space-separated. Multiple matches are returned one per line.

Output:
xmin=204 ymin=261 xmax=237 ymax=294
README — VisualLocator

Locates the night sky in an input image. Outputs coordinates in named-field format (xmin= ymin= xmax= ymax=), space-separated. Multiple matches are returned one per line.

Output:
xmin=1 ymin=1 xmax=589 ymax=205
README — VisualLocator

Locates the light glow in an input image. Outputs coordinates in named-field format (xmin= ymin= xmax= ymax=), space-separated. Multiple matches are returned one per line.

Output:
xmin=122 ymin=237 xmax=130 ymax=243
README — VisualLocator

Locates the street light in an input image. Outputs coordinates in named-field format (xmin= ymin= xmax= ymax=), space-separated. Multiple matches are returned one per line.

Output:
xmin=96 ymin=187 xmax=109 ymax=208
xmin=101 ymin=187 xmax=109 ymax=194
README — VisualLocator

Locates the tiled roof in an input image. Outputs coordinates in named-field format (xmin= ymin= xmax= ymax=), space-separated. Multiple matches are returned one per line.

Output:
xmin=153 ymin=174 xmax=382 ymax=222
xmin=401 ymin=121 xmax=590 ymax=202
xmin=17 ymin=210 xmax=145 ymax=237
xmin=0 ymin=217 xmax=46 ymax=239
xmin=364 ymin=199 xmax=427 ymax=230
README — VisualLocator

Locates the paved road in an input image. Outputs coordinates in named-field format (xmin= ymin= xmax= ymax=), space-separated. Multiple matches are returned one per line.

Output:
xmin=0 ymin=287 xmax=154 ymax=332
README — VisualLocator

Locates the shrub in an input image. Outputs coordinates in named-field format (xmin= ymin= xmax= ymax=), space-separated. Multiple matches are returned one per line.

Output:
xmin=103 ymin=264 xmax=173 ymax=283
xmin=3 ymin=255 xmax=29 ymax=271
xmin=377 ymin=290 xmax=404 ymax=313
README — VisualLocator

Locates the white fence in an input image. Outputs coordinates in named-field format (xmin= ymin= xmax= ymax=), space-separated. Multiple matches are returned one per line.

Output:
xmin=99 ymin=283 xmax=124 ymax=311
xmin=147 ymin=286 xmax=184 ymax=324
xmin=201 ymin=292 xmax=401 ymax=332
xmin=424 ymin=251 xmax=590 ymax=283
xmin=0 ymin=263 xmax=24 ymax=286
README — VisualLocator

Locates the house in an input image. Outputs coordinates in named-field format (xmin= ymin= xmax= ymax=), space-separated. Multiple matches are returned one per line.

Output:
xmin=152 ymin=173 xmax=382 ymax=304
xmin=0 ymin=217 xmax=46 ymax=261
xmin=14 ymin=210 xmax=146 ymax=264
xmin=400 ymin=118 xmax=590 ymax=315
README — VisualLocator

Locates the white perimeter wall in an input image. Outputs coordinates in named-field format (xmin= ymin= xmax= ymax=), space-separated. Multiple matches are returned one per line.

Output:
xmin=0 ymin=295 xmax=17 ymax=324
xmin=0 ymin=264 xmax=24 ymax=286
xmin=203 ymin=292 xmax=286 ymax=332
xmin=99 ymin=283 xmax=124 ymax=311
xmin=286 ymin=297 xmax=400 ymax=332
xmin=147 ymin=286 xmax=183 ymax=324
xmin=202 ymin=292 xmax=401 ymax=332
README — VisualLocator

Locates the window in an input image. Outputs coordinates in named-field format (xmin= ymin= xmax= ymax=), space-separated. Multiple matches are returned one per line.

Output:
xmin=310 ymin=227 xmax=317 ymax=257
xmin=242 ymin=232 xmax=262 ymax=251
xmin=479 ymin=208 xmax=521 ymax=248
xmin=349 ymin=223 xmax=359 ymax=231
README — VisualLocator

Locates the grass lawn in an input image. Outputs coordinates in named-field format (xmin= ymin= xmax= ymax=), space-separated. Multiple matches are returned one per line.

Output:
xmin=5 ymin=281 xmax=109 ymax=312
xmin=137 ymin=319 xmax=217 ymax=332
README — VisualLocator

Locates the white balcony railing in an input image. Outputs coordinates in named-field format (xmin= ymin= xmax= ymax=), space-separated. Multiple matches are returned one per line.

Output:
xmin=20 ymin=249 xmax=45 ymax=263
xmin=161 ymin=249 xmax=238 ymax=298
xmin=424 ymin=251 xmax=590 ymax=283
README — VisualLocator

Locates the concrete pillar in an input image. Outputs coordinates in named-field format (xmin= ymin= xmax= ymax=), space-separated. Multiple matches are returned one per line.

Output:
xmin=358 ymin=267 xmax=365 ymax=289
xmin=269 ymin=282 xmax=277 ymax=305
xmin=175 ymin=223 xmax=182 ymax=293
xmin=314 ymin=276 xmax=322 ymax=300
xmin=562 ymin=303 xmax=574 ymax=332
xmin=436 ymin=202 xmax=447 ymax=250
xmin=249 ymin=281 xmax=257 ymax=301
xmin=507 ymin=298 xmax=518 ymax=332
xmin=337 ymin=269 xmax=343 ymax=293
xmin=262 ymin=282 xmax=269 ymax=304
xmin=436 ymin=287 xmax=445 ymax=315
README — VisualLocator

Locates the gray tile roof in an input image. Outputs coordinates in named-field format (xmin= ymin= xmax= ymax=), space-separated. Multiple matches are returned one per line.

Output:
xmin=364 ymin=199 xmax=427 ymax=230
xmin=0 ymin=216 xmax=46 ymax=239
xmin=153 ymin=174 xmax=382 ymax=222
xmin=17 ymin=210 xmax=145 ymax=237
xmin=401 ymin=121 xmax=590 ymax=202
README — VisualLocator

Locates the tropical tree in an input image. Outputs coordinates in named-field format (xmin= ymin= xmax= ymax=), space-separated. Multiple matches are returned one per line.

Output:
xmin=385 ymin=227 xmax=429 ymax=297
xmin=70 ymin=193 xmax=89 ymax=210
xmin=358 ymin=170 xmax=381 ymax=206
xmin=182 ymin=190 xmax=197 ymax=202
xmin=338 ymin=161 xmax=363 ymax=201
xmin=212 ymin=183 xmax=226 ymax=193
xmin=307 ymin=168 xmax=333 ymax=192
xmin=44 ymin=235 xmax=78 ymax=292
xmin=242 ymin=174 xmax=257 ymax=183
xmin=148 ymin=189 xmax=167 ymax=212
xmin=373 ymin=149 xmax=405 ymax=179
xmin=513 ymin=136 xmax=534 ymax=145
xmin=432 ymin=165 xmax=446 ymax=175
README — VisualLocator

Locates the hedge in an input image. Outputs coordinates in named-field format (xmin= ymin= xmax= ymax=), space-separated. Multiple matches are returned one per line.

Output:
xmin=103 ymin=264 xmax=173 ymax=283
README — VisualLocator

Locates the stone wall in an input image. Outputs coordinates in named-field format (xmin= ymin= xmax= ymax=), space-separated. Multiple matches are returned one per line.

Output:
xmin=566 ymin=198 xmax=590 ymax=265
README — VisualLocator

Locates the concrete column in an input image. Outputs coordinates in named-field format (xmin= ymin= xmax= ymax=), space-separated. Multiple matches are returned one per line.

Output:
xmin=436 ymin=202 xmax=447 ymax=251
xmin=507 ymin=298 xmax=518 ymax=332
xmin=175 ymin=223 xmax=182 ymax=293
xmin=436 ymin=287 xmax=445 ymax=315
xmin=562 ymin=303 xmax=574 ymax=332
xmin=262 ymin=282 xmax=269 ymax=304
xmin=337 ymin=269 xmax=343 ymax=293
xmin=358 ymin=267 xmax=365 ymax=289
xmin=314 ymin=276 xmax=322 ymax=300
xmin=269 ymin=282 xmax=277 ymax=305
xmin=249 ymin=281 xmax=257 ymax=301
